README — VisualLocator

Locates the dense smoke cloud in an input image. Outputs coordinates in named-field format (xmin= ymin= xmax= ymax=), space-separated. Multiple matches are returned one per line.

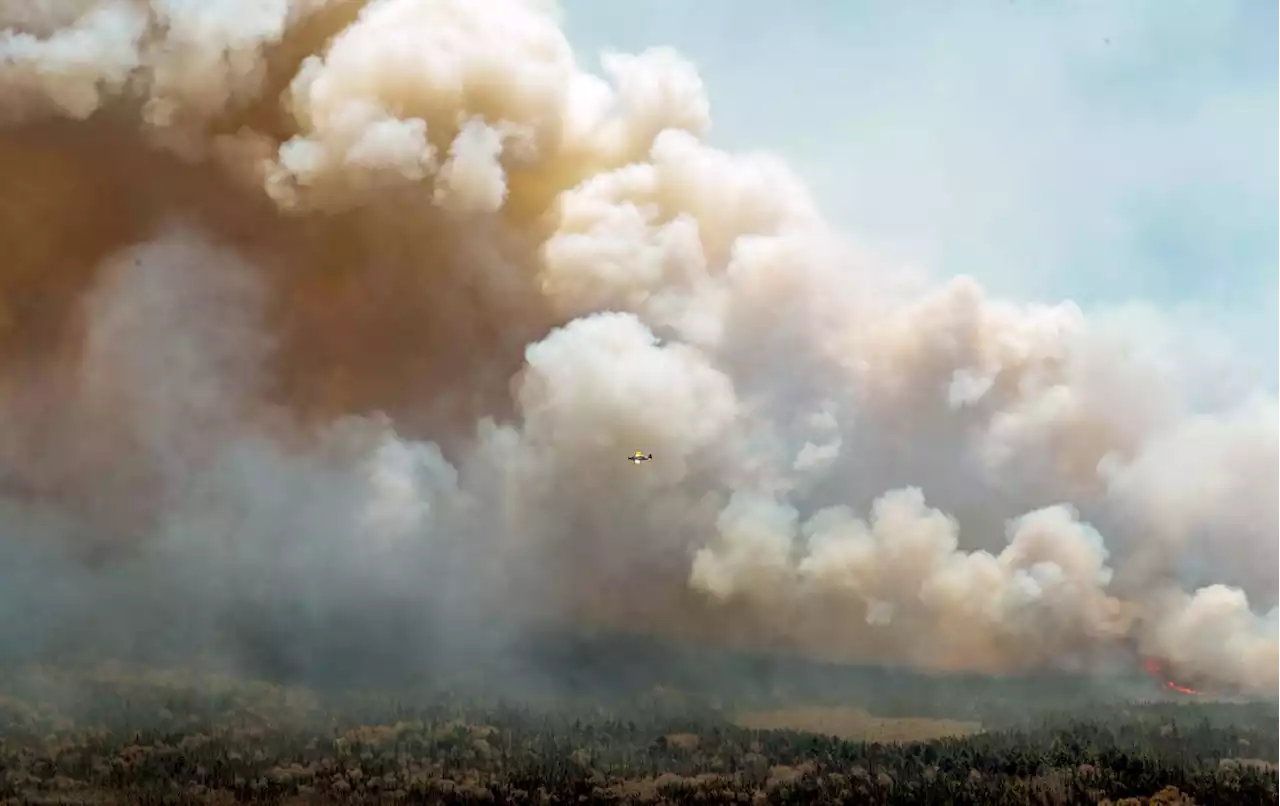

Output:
xmin=0 ymin=0 xmax=1275 ymax=695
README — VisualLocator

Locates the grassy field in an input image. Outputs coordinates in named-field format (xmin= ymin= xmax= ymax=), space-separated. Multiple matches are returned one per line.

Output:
xmin=733 ymin=705 xmax=983 ymax=743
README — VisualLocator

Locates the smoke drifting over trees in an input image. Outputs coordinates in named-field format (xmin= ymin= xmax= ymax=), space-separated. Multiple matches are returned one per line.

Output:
xmin=0 ymin=0 xmax=1275 ymax=695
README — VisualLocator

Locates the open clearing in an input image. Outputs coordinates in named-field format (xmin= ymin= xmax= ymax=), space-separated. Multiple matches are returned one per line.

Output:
xmin=733 ymin=706 xmax=983 ymax=743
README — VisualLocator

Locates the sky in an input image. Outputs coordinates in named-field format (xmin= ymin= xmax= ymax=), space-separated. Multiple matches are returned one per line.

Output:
xmin=0 ymin=0 xmax=1274 ymax=691
xmin=560 ymin=0 xmax=1279 ymax=380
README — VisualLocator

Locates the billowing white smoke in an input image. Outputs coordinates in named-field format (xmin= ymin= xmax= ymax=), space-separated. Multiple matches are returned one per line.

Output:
xmin=0 ymin=0 xmax=1274 ymax=695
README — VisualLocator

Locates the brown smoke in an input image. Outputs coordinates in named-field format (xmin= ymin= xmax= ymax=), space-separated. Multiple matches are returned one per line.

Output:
xmin=0 ymin=0 xmax=1275 ymax=695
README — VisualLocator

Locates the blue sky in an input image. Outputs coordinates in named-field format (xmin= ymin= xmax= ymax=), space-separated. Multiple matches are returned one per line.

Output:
xmin=560 ymin=0 xmax=1278 ymax=381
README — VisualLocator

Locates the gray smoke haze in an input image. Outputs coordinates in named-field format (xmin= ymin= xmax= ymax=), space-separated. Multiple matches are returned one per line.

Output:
xmin=0 ymin=0 xmax=1275 ymax=695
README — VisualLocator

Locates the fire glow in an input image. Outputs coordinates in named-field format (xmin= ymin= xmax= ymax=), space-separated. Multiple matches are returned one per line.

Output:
xmin=1144 ymin=658 xmax=1203 ymax=696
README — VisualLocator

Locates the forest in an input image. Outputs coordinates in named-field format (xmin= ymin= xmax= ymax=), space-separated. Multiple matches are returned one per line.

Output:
xmin=0 ymin=636 xmax=1275 ymax=805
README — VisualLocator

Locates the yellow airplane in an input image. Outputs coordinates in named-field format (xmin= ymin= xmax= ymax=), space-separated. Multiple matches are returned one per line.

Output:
xmin=627 ymin=451 xmax=653 ymax=464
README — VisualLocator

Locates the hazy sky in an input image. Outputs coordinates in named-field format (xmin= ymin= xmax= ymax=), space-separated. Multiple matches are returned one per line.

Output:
xmin=561 ymin=0 xmax=1278 ymax=378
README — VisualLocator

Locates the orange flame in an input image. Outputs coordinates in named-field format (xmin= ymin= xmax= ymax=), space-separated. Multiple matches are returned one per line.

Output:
xmin=1143 ymin=658 xmax=1203 ymax=696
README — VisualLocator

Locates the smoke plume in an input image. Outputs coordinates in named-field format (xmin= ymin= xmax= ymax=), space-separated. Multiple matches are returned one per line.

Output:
xmin=0 ymin=0 xmax=1275 ymax=696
